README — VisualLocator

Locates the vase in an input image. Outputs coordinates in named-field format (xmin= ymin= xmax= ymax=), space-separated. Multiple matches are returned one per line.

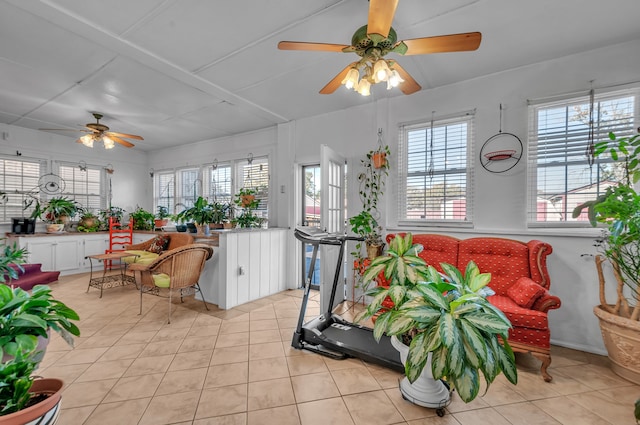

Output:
xmin=0 ymin=378 xmax=63 ymax=425
xmin=46 ymin=223 xmax=64 ymax=233
xmin=366 ymin=242 xmax=384 ymax=260
xmin=594 ymin=304 xmax=640 ymax=384
xmin=372 ymin=152 xmax=387 ymax=169
xmin=390 ymin=336 xmax=450 ymax=409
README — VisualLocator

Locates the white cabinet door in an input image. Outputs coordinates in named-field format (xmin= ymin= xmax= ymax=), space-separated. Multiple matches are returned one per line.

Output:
xmin=52 ymin=238 xmax=82 ymax=272
xmin=82 ymin=235 xmax=109 ymax=267
xmin=25 ymin=239 xmax=55 ymax=271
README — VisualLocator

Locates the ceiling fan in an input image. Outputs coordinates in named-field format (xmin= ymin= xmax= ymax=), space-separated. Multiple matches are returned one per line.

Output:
xmin=278 ymin=0 xmax=481 ymax=95
xmin=39 ymin=113 xmax=143 ymax=149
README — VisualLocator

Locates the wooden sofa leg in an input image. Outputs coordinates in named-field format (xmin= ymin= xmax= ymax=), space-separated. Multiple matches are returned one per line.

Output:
xmin=531 ymin=352 xmax=553 ymax=382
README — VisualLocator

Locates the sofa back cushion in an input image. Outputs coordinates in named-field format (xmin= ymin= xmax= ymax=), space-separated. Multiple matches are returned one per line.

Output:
xmin=458 ymin=238 xmax=531 ymax=295
xmin=412 ymin=234 xmax=460 ymax=273
xmin=166 ymin=233 xmax=194 ymax=250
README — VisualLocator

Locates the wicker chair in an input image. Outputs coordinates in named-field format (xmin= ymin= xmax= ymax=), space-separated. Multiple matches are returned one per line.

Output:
xmin=128 ymin=243 xmax=214 ymax=323
xmin=125 ymin=232 xmax=194 ymax=252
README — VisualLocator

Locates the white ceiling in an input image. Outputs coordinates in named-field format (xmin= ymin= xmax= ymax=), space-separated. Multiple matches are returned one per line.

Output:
xmin=1 ymin=0 xmax=639 ymax=151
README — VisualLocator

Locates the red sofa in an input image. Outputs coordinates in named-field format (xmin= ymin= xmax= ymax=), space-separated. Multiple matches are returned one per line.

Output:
xmin=385 ymin=233 xmax=561 ymax=382
xmin=1 ymin=264 xmax=60 ymax=291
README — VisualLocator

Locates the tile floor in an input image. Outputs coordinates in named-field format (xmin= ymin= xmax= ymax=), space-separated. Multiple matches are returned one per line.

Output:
xmin=36 ymin=273 xmax=638 ymax=425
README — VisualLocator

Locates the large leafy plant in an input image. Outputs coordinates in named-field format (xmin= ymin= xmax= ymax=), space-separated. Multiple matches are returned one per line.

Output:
xmin=0 ymin=240 xmax=27 ymax=284
xmin=358 ymin=233 xmax=517 ymax=403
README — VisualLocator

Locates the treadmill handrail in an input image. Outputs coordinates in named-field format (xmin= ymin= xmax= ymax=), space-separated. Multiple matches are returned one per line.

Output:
xmin=294 ymin=228 xmax=363 ymax=245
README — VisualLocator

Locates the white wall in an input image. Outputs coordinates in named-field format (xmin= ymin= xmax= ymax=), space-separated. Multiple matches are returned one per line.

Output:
xmin=0 ymin=122 xmax=149 ymax=232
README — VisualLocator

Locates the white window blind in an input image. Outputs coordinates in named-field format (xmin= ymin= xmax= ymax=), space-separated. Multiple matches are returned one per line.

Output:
xmin=237 ymin=156 xmax=269 ymax=215
xmin=58 ymin=163 xmax=104 ymax=213
xmin=0 ymin=156 xmax=45 ymax=222
xmin=155 ymin=172 xmax=175 ymax=213
xmin=177 ymin=168 xmax=201 ymax=209
xmin=527 ymin=88 xmax=639 ymax=226
xmin=210 ymin=164 xmax=232 ymax=204
xmin=398 ymin=113 xmax=474 ymax=226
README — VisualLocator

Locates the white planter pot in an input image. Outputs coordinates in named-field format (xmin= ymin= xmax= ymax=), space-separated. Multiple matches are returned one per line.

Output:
xmin=391 ymin=335 xmax=451 ymax=409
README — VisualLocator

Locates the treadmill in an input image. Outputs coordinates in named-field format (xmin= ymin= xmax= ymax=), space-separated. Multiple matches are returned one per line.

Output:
xmin=292 ymin=227 xmax=403 ymax=372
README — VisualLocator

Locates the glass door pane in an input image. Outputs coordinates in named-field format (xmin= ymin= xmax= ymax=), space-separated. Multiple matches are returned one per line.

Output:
xmin=302 ymin=165 xmax=320 ymax=287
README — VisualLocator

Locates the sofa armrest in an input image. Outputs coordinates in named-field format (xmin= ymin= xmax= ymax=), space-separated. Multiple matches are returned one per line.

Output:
xmin=527 ymin=240 xmax=553 ymax=290
xmin=531 ymin=290 xmax=562 ymax=313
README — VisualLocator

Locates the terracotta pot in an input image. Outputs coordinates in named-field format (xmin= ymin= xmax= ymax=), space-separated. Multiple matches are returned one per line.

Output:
xmin=240 ymin=194 xmax=256 ymax=207
xmin=390 ymin=336 xmax=450 ymax=408
xmin=594 ymin=304 xmax=640 ymax=384
xmin=154 ymin=219 xmax=168 ymax=228
xmin=0 ymin=378 xmax=63 ymax=425
xmin=372 ymin=152 xmax=387 ymax=169
xmin=79 ymin=217 xmax=97 ymax=229
xmin=366 ymin=243 xmax=384 ymax=260
xmin=222 ymin=222 xmax=233 ymax=229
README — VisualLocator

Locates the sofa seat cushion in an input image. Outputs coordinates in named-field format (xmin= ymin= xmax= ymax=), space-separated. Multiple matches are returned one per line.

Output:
xmin=488 ymin=295 xmax=548 ymax=331
xmin=152 ymin=273 xmax=171 ymax=288
xmin=507 ymin=326 xmax=551 ymax=349
xmin=123 ymin=250 xmax=159 ymax=265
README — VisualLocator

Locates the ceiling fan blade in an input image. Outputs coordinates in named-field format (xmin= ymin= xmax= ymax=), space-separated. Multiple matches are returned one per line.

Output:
xmin=392 ymin=63 xmax=421 ymax=95
xmin=320 ymin=63 xmax=357 ymax=94
xmin=106 ymin=131 xmax=144 ymax=141
xmin=109 ymin=135 xmax=135 ymax=148
xmin=278 ymin=41 xmax=350 ymax=52
xmin=367 ymin=0 xmax=399 ymax=39
xmin=402 ymin=32 xmax=482 ymax=55
xmin=39 ymin=128 xmax=85 ymax=132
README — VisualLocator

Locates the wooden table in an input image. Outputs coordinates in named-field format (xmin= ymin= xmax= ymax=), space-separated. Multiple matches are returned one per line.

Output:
xmin=85 ymin=251 xmax=138 ymax=298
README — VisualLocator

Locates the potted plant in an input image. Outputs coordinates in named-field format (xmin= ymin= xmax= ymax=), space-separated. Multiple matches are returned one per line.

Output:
xmin=370 ymin=144 xmax=391 ymax=169
xmin=154 ymin=206 xmax=171 ymax=228
xmin=572 ymin=130 xmax=640 ymax=384
xmin=357 ymin=233 xmax=517 ymax=405
xmin=0 ymin=240 xmax=27 ymax=284
xmin=232 ymin=190 xmax=263 ymax=228
xmin=0 ymin=239 xmax=80 ymax=423
xmin=98 ymin=206 xmax=125 ymax=230
xmin=129 ymin=206 xmax=155 ymax=231
xmin=30 ymin=197 xmax=79 ymax=232
xmin=77 ymin=209 xmax=100 ymax=232
xmin=235 ymin=188 xmax=258 ymax=208
xmin=176 ymin=196 xmax=214 ymax=234
xmin=349 ymin=211 xmax=384 ymax=259
xmin=209 ymin=202 xmax=230 ymax=229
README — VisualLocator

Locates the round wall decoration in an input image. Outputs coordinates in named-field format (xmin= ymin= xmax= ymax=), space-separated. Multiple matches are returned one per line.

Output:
xmin=480 ymin=105 xmax=523 ymax=173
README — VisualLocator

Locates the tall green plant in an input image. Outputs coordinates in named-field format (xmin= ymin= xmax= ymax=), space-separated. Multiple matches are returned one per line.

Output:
xmin=358 ymin=233 xmax=517 ymax=403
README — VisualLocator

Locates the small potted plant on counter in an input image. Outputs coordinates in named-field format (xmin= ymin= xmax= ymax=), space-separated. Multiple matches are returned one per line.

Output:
xmin=154 ymin=206 xmax=171 ymax=229
xmin=129 ymin=207 xmax=155 ymax=231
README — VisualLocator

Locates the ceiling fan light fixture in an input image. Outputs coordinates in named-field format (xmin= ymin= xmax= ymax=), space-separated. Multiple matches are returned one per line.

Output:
xmin=387 ymin=69 xmax=404 ymax=89
xmin=341 ymin=67 xmax=360 ymax=90
xmin=102 ymin=135 xmax=115 ymax=149
xmin=357 ymin=79 xmax=371 ymax=96
xmin=80 ymin=134 xmax=95 ymax=148
xmin=373 ymin=59 xmax=391 ymax=83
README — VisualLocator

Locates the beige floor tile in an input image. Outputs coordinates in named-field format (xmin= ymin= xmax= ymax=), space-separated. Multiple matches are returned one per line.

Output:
xmin=75 ymin=358 xmax=134 ymax=382
xmin=194 ymin=412 xmax=247 ymax=424
xmin=170 ymin=349 xmax=214 ymax=371
xmin=115 ymin=330 xmax=158 ymax=345
xmin=220 ymin=320 xmax=250 ymax=334
xmin=84 ymin=397 xmax=151 ymax=425
xmin=286 ymin=354 xmax=328 ymax=376
xmin=248 ymin=377 xmax=296 ymax=411
xmin=250 ymin=309 xmax=277 ymax=321
xmin=249 ymin=329 xmax=282 ymax=344
xmin=196 ymin=384 xmax=248 ymax=418
xmin=216 ymin=332 xmax=250 ymax=347
xmin=139 ymin=339 xmax=182 ymax=357
xmin=446 ymin=391 xmax=490 ymax=413
xmin=139 ymin=390 xmax=201 ymax=425
xmin=369 ymin=368 xmax=403 ymax=389
xmin=568 ymin=390 xmax=635 ymax=425
xmin=291 ymin=372 xmax=341 ymax=403
xmin=494 ymin=402 xmax=562 ymax=425
xmin=559 ymin=363 xmax=635 ymax=390
xmin=406 ymin=416 xmax=461 ymax=425
xmin=384 ymin=388 xmax=438 ymax=421
xmin=37 ymin=363 xmax=90 ymax=386
xmin=249 ymin=356 xmax=291 ymax=382
xmin=509 ymin=369 xmax=563 ymax=401
xmin=180 ymin=335 xmax=218 ymax=352
xmin=192 ymin=314 xmax=223 ymax=327
xmin=156 ymin=367 xmax=208 ymax=395
xmin=98 ymin=342 xmax=147 ymax=361
xmin=297 ymin=397 xmax=355 ymax=425
xmin=205 ymin=362 xmax=249 ymax=388
xmin=343 ymin=390 xmax=404 ymax=425
xmin=479 ymin=379 xmax=526 ymax=406
xmin=247 ymin=404 xmax=300 ymax=425
xmin=123 ymin=353 xmax=175 ymax=377
xmin=103 ymin=373 xmax=164 ymax=402
xmin=453 ymin=407 xmax=511 ymax=425
xmin=152 ymin=326 xmax=191 ymax=341
xmin=188 ymin=324 xmax=222 ymax=337
xmin=249 ymin=341 xmax=285 ymax=360
xmin=533 ymin=396 xmax=612 ymax=424
xmin=211 ymin=345 xmax=249 ymax=365
xmin=76 ymin=333 xmax=123 ymax=349
xmin=331 ymin=367 xmax=381 ymax=395
xmin=323 ymin=356 xmax=366 ymax=371
xmin=56 ymin=405 xmax=96 ymax=424
xmin=249 ymin=318 xmax=279 ymax=331
xmin=55 ymin=346 xmax=109 ymax=366
xmin=61 ymin=378 xmax=119 ymax=408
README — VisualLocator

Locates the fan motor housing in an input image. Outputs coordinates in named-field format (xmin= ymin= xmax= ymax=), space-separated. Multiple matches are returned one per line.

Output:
xmin=351 ymin=25 xmax=398 ymax=57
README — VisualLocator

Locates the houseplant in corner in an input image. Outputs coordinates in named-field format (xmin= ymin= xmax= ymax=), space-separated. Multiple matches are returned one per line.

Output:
xmin=573 ymin=130 xmax=640 ymax=384
xmin=357 ymin=233 xmax=517 ymax=406
xmin=0 ymin=242 xmax=80 ymax=423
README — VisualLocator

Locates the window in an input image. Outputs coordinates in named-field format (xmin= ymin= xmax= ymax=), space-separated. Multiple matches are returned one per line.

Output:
xmin=177 ymin=168 xmax=201 ymax=209
xmin=210 ymin=164 xmax=232 ymax=204
xmin=155 ymin=172 xmax=175 ymax=213
xmin=398 ymin=113 xmax=474 ymax=225
xmin=0 ymin=156 xmax=45 ymax=222
xmin=527 ymin=88 xmax=638 ymax=225
xmin=58 ymin=163 xmax=104 ymax=212
xmin=238 ymin=156 xmax=269 ymax=217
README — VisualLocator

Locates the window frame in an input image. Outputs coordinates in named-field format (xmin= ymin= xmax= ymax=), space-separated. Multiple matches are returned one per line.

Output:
xmin=397 ymin=111 xmax=475 ymax=228
xmin=527 ymin=87 xmax=640 ymax=228
xmin=0 ymin=155 xmax=47 ymax=223
xmin=56 ymin=161 xmax=106 ymax=213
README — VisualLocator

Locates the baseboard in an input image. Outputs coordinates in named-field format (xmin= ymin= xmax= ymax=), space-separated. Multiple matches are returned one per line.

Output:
xmin=550 ymin=339 xmax=607 ymax=356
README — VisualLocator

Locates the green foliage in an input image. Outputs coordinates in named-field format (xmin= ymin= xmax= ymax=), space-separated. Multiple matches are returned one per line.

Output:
xmin=130 ymin=206 xmax=155 ymax=230
xmin=572 ymin=131 xmax=640 ymax=298
xmin=210 ymin=202 xmax=231 ymax=224
xmin=0 ymin=285 xmax=80 ymax=415
xmin=357 ymin=233 xmax=517 ymax=403
xmin=0 ymin=240 xmax=27 ymax=284
xmin=98 ymin=206 xmax=125 ymax=229
xmin=177 ymin=196 xmax=214 ymax=225
xmin=349 ymin=211 xmax=383 ymax=246
xmin=30 ymin=196 xmax=79 ymax=223
xmin=155 ymin=205 xmax=170 ymax=220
